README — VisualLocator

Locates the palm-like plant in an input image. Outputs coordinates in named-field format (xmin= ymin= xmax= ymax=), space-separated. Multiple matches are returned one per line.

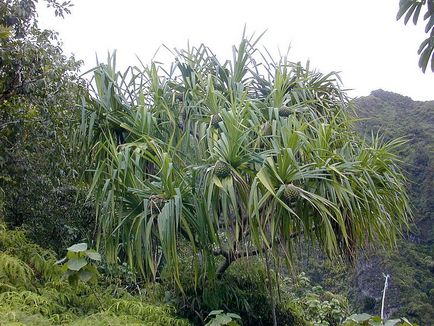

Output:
xmin=77 ymin=34 xmax=411 ymax=289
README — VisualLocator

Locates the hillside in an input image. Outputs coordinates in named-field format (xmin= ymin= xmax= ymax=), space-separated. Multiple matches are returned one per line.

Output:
xmin=354 ymin=90 xmax=434 ymax=323
xmin=355 ymin=89 xmax=434 ymax=241
xmin=303 ymin=90 xmax=434 ymax=325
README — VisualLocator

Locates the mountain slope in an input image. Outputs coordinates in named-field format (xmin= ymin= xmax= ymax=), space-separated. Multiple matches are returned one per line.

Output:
xmin=301 ymin=90 xmax=434 ymax=325
xmin=349 ymin=90 xmax=434 ymax=323
xmin=354 ymin=89 xmax=433 ymax=241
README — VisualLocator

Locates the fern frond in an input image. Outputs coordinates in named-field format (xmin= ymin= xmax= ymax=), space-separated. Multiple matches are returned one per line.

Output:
xmin=0 ymin=309 xmax=52 ymax=325
xmin=0 ymin=281 xmax=17 ymax=292
xmin=108 ymin=299 xmax=190 ymax=325
xmin=0 ymin=254 xmax=34 ymax=290
xmin=0 ymin=222 xmax=60 ymax=283
xmin=0 ymin=225 xmax=28 ymax=251
xmin=69 ymin=312 xmax=143 ymax=326
xmin=0 ymin=290 xmax=62 ymax=316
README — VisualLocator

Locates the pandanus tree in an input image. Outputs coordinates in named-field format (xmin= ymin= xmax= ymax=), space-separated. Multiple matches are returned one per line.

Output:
xmin=78 ymin=34 xmax=411 ymax=289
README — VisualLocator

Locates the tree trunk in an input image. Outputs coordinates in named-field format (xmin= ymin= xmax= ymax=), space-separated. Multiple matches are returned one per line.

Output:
xmin=265 ymin=250 xmax=277 ymax=326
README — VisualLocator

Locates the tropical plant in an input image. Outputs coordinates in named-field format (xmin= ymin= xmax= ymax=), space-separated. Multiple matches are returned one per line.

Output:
xmin=397 ymin=0 xmax=434 ymax=72
xmin=78 ymin=32 xmax=411 ymax=295
xmin=56 ymin=243 xmax=101 ymax=286
xmin=205 ymin=310 xmax=242 ymax=326
xmin=343 ymin=313 xmax=413 ymax=326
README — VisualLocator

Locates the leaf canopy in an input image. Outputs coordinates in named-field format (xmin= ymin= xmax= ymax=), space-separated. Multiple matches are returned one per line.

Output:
xmin=77 ymin=33 xmax=411 ymax=287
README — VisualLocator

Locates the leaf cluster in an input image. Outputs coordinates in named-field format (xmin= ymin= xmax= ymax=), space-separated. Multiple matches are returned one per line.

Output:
xmin=78 ymin=33 xmax=411 ymax=290
xmin=397 ymin=0 xmax=434 ymax=72
xmin=343 ymin=313 xmax=413 ymax=326
xmin=57 ymin=243 xmax=101 ymax=286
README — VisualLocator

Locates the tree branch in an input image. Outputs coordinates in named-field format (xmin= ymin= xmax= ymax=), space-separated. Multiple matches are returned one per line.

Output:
xmin=215 ymin=247 xmax=265 ymax=279
xmin=214 ymin=228 xmax=312 ymax=278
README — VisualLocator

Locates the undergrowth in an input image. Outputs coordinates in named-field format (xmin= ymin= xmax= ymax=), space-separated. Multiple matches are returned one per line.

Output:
xmin=0 ymin=219 xmax=190 ymax=326
xmin=0 ymin=217 xmax=351 ymax=325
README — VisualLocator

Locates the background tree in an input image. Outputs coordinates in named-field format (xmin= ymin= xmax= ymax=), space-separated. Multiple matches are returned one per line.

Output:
xmin=0 ymin=0 xmax=93 ymax=250
xmin=78 ymin=33 xmax=411 ymax=295
xmin=397 ymin=0 xmax=434 ymax=72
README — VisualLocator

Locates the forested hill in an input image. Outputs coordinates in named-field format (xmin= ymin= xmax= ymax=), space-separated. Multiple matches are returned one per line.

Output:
xmin=303 ymin=90 xmax=433 ymax=325
xmin=354 ymin=89 xmax=434 ymax=241
xmin=321 ymin=90 xmax=434 ymax=324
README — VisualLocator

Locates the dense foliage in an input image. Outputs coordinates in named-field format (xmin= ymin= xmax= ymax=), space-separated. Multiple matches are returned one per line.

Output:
xmin=0 ymin=214 xmax=190 ymax=324
xmin=353 ymin=90 xmax=434 ymax=324
xmin=355 ymin=90 xmax=433 ymax=239
xmin=78 ymin=36 xmax=411 ymax=300
xmin=0 ymin=0 xmax=93 ymax=251
xmin=163 ymin=244 xmax=350 ymax=325
xmin=0 ymin=192 xmax=352 ymax=326
xmin=0 ymin=1 xmax=422 ymax=325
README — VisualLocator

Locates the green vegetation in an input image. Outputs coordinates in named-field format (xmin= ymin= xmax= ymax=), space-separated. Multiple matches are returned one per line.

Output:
xmin=0 ymin=219 xmax=191 ymax=325
xmin=343 ymin=313 xmax=412 ymax=326
xmin=0 ymin=0 xmax=427 ymax=325
xmin=78 ymin=35 xmax=410 ymax=293
xmin=301 ymin=90 xmax=433 ymax=325
xmin=0 ymin=0 xmax=93 ymax=252
xmin=0 ymin=210 xmax=352 ymax=325
xmin=353 ymin=90 xmax=434 ymax=324
xmin=397 ymin=0 xmax=434 ymax=72
xmin=355 ymin=90 xmax=433 ymax=237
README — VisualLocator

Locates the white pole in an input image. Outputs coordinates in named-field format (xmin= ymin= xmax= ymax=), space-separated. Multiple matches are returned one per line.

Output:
xmin=381 ymin=273 xmax=390 ymax=322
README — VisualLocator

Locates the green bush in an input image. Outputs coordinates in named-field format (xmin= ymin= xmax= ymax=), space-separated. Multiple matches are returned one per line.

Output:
xmin=165 ymin=254 xmax=349 ymax=325
xmin=171 ymin=258 xmax=305 ymax=325
xmin=0 ymin=0 xmax=93 ymax=254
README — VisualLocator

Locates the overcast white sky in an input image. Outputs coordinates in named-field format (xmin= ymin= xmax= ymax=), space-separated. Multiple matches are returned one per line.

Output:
xmin=37 ymin=0 xmax=433 ymax=101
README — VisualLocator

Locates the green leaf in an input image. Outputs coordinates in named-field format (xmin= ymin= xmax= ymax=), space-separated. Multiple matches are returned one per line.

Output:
xmin=397 ymin=0 xmax=413 ymax=21
xmin=0 ymin=25 xmax=11 ymax=39
xmin=67 ymin=258 xmax=88 ymax=271
xmin=85 ymin=250 xmax=101 ymax=261
xmin=67 ymin=243 xmax=88 ymax=253
xmin=368 ymin=321 xmax=383 ymax=326
xmin=208 ymin=310 xmax=224 ymax=316
xmin=413 ymin=3 xmax=422 ymax=25
xmin=369 ymin=316 xmax=382 ymax=325
xmin=67 ymin=273 xmax=79 ymax=286
xmin=78 ymin=269 xmax=94 ymax=282
xmin=400 ymin=317 xmax=414 ymax=325
xmin=206 ymin=314 xmax=232 ymax=326
xmin=404 ymin=3 xmax=419 ymax=25
xmin=215 ymin=315 xmax=232 ymax=324
xmin=226 ymin=313 xmax=241 ymax=320
xmin=346 ymin=313 xmax=372 ymax=322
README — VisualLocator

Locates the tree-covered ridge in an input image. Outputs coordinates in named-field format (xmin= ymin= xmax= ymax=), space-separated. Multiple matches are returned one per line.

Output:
xmin=355 ymin=89 xmax=434 ymax=240
xmin=354 ymin=90 xmax=434 ymax=323
xmin=307 ymin=90 xmax=434 ymax=325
